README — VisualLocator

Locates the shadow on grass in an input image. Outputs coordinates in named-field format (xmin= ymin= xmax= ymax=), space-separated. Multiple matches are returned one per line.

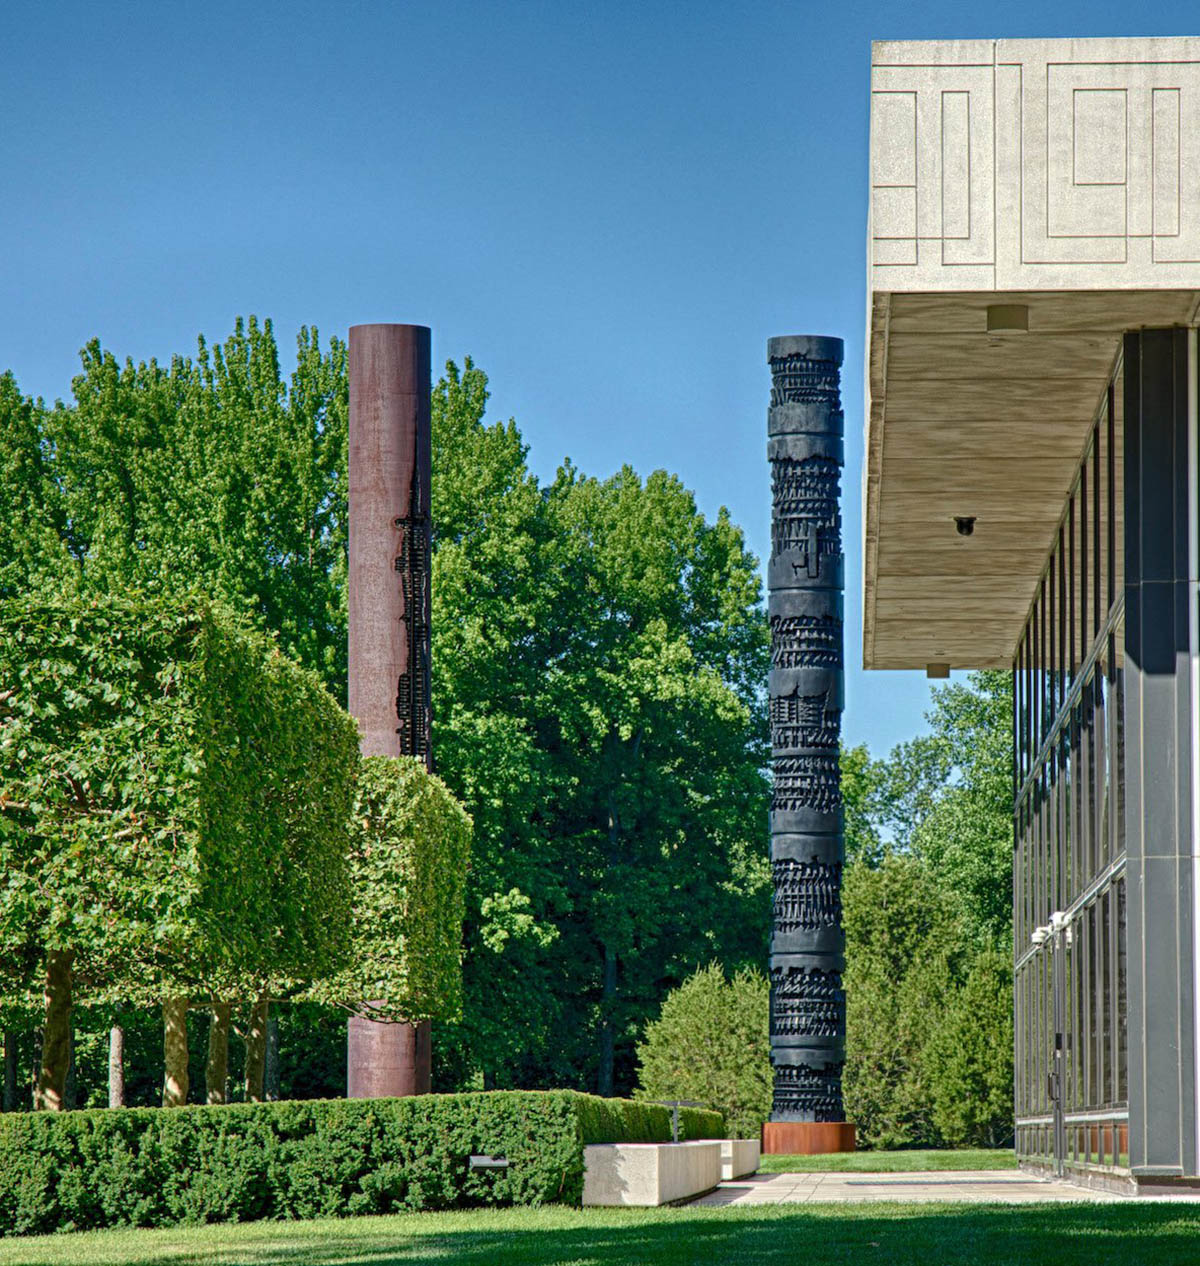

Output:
xmin=8 ymin=1205 xmax=1200 ymax=1266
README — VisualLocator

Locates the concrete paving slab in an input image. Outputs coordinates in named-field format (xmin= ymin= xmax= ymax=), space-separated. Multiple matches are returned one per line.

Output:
xmin=689 ymin=1170 xmax=1124 ymax=1205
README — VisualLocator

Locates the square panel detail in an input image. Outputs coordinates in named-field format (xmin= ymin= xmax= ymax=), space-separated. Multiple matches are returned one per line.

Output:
xmin=870 ymin=37 xmax=1200 ymax=288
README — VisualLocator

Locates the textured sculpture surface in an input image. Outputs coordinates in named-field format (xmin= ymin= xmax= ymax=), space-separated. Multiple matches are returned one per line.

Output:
xmin=767 ymin=335 xmax=846 ymax=1124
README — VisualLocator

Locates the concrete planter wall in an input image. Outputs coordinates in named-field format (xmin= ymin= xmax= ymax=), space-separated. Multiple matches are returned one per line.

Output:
xmin=582 ymin=1140 xmax=762 ymax=1206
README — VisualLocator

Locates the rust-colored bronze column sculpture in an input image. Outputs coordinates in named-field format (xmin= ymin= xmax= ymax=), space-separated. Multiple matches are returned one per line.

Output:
xmin=761 ymin=336 xmax=855 ymax=1155
xmin=347 ymin=323 xmax=433 ymax=1098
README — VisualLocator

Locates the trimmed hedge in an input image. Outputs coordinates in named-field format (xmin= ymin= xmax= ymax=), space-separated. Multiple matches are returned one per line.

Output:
xmin=0 ymin=594 xmax=359 ymax=998
xmin=0 ymin=1091 xmax=725 ymax=1234
xmin=308 ymin=756 xmax=473 ymax=1023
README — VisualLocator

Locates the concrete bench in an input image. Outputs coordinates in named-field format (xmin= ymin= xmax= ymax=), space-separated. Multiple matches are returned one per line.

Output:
xmin=707 ymin=1138 xmax=761 ymax=1181
xmin=582 ymin=1141 xmax=722 ymax=1206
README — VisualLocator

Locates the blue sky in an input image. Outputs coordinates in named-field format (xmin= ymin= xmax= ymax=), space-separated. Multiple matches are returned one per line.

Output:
xmin=2 ymin=1 xmax=1195 ymax=756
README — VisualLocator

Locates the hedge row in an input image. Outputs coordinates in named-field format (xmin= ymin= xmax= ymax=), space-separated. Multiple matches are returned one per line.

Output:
xmin=0 ymin=1091 xmax=725 ymax=1235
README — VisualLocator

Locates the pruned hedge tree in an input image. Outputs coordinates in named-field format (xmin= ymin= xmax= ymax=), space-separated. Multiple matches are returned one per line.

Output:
xmin=0 ymin=595 xmax=359 ymax=1110
xmin=309 ymin=756 xmax=472 ymax=1023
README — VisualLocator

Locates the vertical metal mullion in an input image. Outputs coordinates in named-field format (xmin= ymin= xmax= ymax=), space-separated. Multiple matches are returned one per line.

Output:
xmin=1058 ymin=526 xmax=1067 ymax=718
xmin=1081 ymin=458 xmax=1090 ymax=658
xmin=1037 ymin=579 xmax=1043 ymax=754
xmin=1107 ymin=383 xmax=1117 ymax=616
xmin=1083 ymin=908 xmax=1092 ymax=1110
xmin=1110 ymin=886 xmax=1120 ymax=1110
xmin=1093 ymin=424 xmax=1102 ymax=637
xmin=1069 ymin=496 xmax=1077 ymax=681
xmin=1013 ymin=652 xmax=1019 ymax=808
xmin=1050 ymin=551 xmax=1058 ymax=724
xmin=1026 ymin=625 xmax=1033 ymax=783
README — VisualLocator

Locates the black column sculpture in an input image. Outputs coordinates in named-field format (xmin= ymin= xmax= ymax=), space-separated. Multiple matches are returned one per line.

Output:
xmin=762 ymin=335 xmax=855 ymax=1154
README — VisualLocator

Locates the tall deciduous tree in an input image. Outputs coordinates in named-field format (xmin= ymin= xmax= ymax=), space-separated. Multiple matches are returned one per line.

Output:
xmin=428 ymin=360 xmax=770 ymax=1094
xmin=842 ymin=671 xmax=1015 ymax=1147
xmin=46 ymin=318 xmax=348 ymax=692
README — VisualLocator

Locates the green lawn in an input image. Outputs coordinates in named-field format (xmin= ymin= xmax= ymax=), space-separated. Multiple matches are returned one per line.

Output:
xmin=758 ymin=1148 xmax=1018 ymax=1172
xmin=1 ymin=1204 xmax=1197 ymax=1266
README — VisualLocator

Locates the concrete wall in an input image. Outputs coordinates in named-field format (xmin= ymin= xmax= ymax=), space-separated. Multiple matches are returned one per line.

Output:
xmin=870 ymin=38 xmax=1200 ymax=292
xmin=582 ymin=1142 xmax=722 ymax=1206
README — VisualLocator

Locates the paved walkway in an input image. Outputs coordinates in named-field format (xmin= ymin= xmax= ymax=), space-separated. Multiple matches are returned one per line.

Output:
xmin=691 ymin=1170 xmax=1122 ymax=1205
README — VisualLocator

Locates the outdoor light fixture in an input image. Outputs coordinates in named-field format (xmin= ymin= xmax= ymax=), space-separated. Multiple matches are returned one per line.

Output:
xmin=955 ymin=516 xmax=976 ymax=537
xmin=926 ymin=663 xmax=950 ymax=679
xmin=986 ymin=303 xmax=1029 ymax=332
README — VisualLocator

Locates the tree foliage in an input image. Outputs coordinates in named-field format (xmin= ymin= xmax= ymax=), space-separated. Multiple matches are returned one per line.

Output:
xmin=634 ymin=962 xmax=771 ymax=1139
xmin=310 ymin=756 xmax=473 ymax=1024
xmin=42 ymin=319 xmax=349 ymax=690
xmin=0 ymin=595 xmax=359 ymax=1103
xmin=428 ymin=360 xmax=770 ymax=1094
xmin=841 ymin=671 xmax=1014 ymax=1148
xmin=0 ymin=326 xmax=769 ymax=1102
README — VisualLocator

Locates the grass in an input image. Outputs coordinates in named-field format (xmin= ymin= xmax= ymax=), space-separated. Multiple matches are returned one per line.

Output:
xmin=758 ymin=1148 xmax=1019 ymax=1173
xmin=0 ymin=1203 xmax=1197 ymax=1266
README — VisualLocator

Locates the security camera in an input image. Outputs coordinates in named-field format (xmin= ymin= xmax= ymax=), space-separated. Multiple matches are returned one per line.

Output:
xmin=955 ymin=516 xmax=976 ymax=537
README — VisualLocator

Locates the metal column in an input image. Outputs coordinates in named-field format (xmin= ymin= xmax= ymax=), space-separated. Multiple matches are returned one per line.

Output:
xmin=1123 ymin=327 xmax=1199 ymax=1180
xmin=346 ymin=322 xmax=433 ymax=1098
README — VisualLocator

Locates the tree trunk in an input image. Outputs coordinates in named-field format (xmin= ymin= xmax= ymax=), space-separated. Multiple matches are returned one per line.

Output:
xmin=206 ymin=1002 xmax=231 ymax=1105
xmin=63 ymin=1018 xmax=76 ymax=1110
xmin=244 ymin=996 xmax=268 ymax=1103
xmin=108 ymin=1025 xmax=125 ymax=1108
xmin=35 ymin=950 xmax=74 ymax=1111
xmin=2 ymin=1029 xmax=17 ymax=1112
xmin=598 ymin=941 xmax=617 ymax=1098
xmin=596 ymin=784 xmax=623 ymax=1100
xmin=162 ymin=996 xmax=189 ymax=1107
xmin=265 ymin=1010 xmax=280 ymax=1101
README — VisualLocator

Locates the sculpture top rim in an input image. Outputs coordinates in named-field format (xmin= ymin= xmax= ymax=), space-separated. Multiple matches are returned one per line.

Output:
xmin=349 ymin=323 xmax=432 ymax=336
xmin=767 ymin=335 xmax=843 ymax=364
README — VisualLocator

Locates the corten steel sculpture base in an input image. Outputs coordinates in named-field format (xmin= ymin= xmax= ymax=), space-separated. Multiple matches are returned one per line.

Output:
xmin=764 ymin=335 xmax=855 ymax=1155
xmin=762 ymin=1122 xmax=856 ymax=1155
xmin=347 ymin=323 xmax=433 ymax=1098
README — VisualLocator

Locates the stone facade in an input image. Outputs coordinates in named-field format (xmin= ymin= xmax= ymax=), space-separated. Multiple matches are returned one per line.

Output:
xmin=870 ymin=38 xmax=1200 ymax=292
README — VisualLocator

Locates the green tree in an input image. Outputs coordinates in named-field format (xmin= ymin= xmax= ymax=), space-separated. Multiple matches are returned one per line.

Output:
xmin=4 ymin=330 xmax=771 ymax=1100
xmin=635 ymin=963 xmax=771 ymax=1138
xmin=428 ymin=362 xmax=770 ymax=1094
xmin=842 ymin=743 xmax=882 ymax=866
xmin=0 ymin=596 xmax=357 ymax=1109
xmin=909 ymin=671 xmax=1014 ymax=950
xmin=46 ymin=318 xmax=349 ymax=693
xmin=310 ymin=756 xmax=473 ymax=1024
xmin=842 ymin=852 xmax=964 ymax=1148
xmin=842 ymin=671 xmax=1015 ymax=1147
xmin=0 ymin=374 xmax=69 ymax=600
xmin=927 ymin=948 xmax=1014 ymax=1146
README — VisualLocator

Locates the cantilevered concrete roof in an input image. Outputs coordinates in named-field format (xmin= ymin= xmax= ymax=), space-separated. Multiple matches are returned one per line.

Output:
xmin=864 ymin=37 xmax=1200 ymax=670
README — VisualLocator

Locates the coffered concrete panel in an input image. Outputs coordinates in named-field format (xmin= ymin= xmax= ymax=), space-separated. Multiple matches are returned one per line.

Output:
xmin=864 ymin=38 xmax=1200 ymax=671
xmin=870 ymin=38 xmax=1200 ymax=291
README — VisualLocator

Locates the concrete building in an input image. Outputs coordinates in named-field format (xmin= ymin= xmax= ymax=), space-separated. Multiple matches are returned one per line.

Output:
xmin=864 ymin=36 xmax=1200 ymax=1192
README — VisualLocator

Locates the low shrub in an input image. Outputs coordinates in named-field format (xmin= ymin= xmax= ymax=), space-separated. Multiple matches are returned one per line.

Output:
xmin=635 ymin=963 xmax=771 ymax=1139
xmin=0 ymin=1090 xmax=725 ymax=1235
